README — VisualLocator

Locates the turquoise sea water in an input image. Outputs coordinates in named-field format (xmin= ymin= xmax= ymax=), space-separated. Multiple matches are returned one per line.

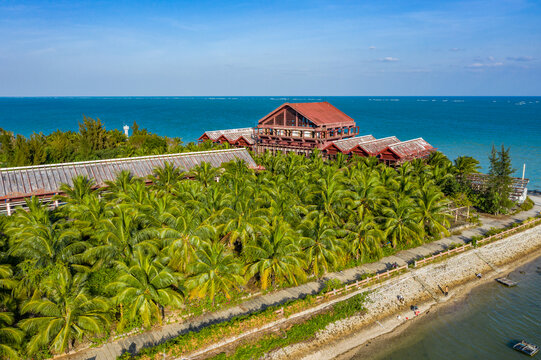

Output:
xmin=0 ymin=97 xmax=539 ymax=190
xmin=350 ymin=256 xmax=541 ymax=360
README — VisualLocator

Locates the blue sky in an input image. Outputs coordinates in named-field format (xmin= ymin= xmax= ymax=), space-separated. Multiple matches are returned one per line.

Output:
xmin=0 ymin=0 xmax=540 ymax=95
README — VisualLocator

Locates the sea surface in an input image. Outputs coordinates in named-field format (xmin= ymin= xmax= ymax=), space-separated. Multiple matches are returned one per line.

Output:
xmin=350 ymin=256 xmax=541 ymax=360
xmin=0 ymin=96 xmax=539 ymax=190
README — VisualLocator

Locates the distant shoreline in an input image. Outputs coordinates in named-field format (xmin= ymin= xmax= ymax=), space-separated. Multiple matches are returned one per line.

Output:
xmin=267 ymin=224 xmax=541 ymax=360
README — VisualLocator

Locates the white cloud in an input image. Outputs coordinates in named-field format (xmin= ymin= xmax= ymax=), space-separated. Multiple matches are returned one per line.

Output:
xmin=466 ymin=62 xmax=503 ymax=68
xmin=369 ymin=46 xmax=376 ymax=50
xmin=507 ymin=56 xmax=535 ymax=62
xmin=450 ymin=48 xmax=462 ymax=52
xmin=379 ymin=57 xmax=399 ymax=62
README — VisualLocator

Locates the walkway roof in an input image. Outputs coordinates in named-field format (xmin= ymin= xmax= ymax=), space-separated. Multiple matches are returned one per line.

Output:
xmin=0 ymin=148 xmax=256 ymax=200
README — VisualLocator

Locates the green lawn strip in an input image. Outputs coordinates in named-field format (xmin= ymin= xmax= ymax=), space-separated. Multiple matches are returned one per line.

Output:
xmin=118 ymin=292 xmax=367 ymax=360
xmin=208 ymin=292 xmax=368 ymax=360
xmin=117 ymin=295 xmax=318 ymax=359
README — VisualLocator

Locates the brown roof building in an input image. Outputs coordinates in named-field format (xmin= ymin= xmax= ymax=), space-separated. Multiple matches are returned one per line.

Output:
xmin=322 ymin=135 xmax=376 ymax=156
xmin=378 ymin=138 xmax=436 ymax=165
xmin=254 ymin=102 xmax=359 ymax=154
xmin=197 ymin=102 xmax=436 ymax=165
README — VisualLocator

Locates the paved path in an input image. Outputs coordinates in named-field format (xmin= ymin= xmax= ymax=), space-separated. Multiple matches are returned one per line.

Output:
xmin=60 ymin=196 xmax=541 ymax=360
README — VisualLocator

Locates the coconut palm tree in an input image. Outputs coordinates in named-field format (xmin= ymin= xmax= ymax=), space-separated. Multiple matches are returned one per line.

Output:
xmin=87 ymin=205 xmax=158 ymax=264
xmin=191 ymin=161 xmax=219 ymax=188
xmin=212 ymin=197 xmax=267 ymax=249
xmin=185 ymin=241 xmax=244 ymax=303
xmin=19 ymin=267 xmax=109 ymax=355
xmin=415 ymin=185 xmax=451 ymax=237
xmin=0 ymin=311 xmax=23 ymax=359
xmin=381 ymin=197 xmax=423 ymax=247
xmin=104 ymin=170 xmax=140 ymax=195
xmin=309 ymin=167 xmax=353 ymax=224
xmin=107 ymin=250 xmax=183 ymax=329
xmin=149 ymin=161 xmax=184 ymax=193
xmin=299 ymin=211 xmax=344 ymax=277
xmin=346 ymin=205 xmax=384 ymax=262
xmin=9 ymin=196 xmax=50 ymax=228
xmin=65 ymin=193 xmax=111 ymax=235
xmin=7 ymin=218 xmax=84 ymax=269
xmin=0 ymin=264 xmax=17 ymax=297
xmin=454 ymin=156 xmax=481 ymax=177
xmin=159 ymin=208 xmax=202 ymax=272
xmin=244 ymin=217 xmax=306 ymax=290
xmin=55 ymin=175 xmax=97 ymax=205
xmin=348 ymin=170 xmax=385 ymax=212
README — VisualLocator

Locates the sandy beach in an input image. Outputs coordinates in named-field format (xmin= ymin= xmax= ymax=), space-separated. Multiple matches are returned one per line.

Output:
xmin=267 ymin=223 xmax=541 ymax=360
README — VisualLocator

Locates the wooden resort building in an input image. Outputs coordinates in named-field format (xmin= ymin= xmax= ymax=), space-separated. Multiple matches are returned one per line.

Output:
xmin=198 ymin=127 xmax=256 ymax=150
xmin=0 ymin=148 xmax=257 ymax=215
xmin=378 ymin=138 xmax=436 ymax=165
xmin=321 ymin=135 xmax=376 ymax=157
xmin=322 ymin=135 xmax=401 ymax=158
xmin=198 ymin=101 xmax=438 ymax=164
xmin=254 ymin=102 xmax=360 ymax=155
xmin=353 ymin=136 xmax=402 ymax=158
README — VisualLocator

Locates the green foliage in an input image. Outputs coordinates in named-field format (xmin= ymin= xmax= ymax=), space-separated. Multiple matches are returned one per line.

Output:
xmin=209 ymin=293 xmax=368 ymax=360
xmin=321 ymin=278 xmax=342 ymax=293
xmin=18 ymin=266 xmax=110 ymax=354
xmin=518 ymin=197 xmax=534 ymax=212
xmin=0 ymin=118 xmax=227 ymax=167
xmin=478 ymin=145 xmax=515 ymax=214
xmin=454 ymin=156 xmax=480 ymax=177
xmin=0 ymin=146 xmax=461 ymax=357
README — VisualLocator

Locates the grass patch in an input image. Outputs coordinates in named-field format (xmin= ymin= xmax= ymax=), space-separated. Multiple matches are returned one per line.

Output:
xmin=208 ymin=292 xmax=369 ymax=360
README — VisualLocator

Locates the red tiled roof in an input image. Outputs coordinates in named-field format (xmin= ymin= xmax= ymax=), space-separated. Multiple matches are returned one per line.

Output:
xmin=355 ymin=136 xmax=401 ymax=155
xmin=199 ymin=127 xmax=254 ymax=141
xmin=323 ymin=135 xmax=376 ymax=152
xmin=386 ymin=138 xmax=435 ymax=158
xmin=258 ymin=102 xmax=356 ymax=127
xmin=217 ymin=128 xmax=255 ymax=145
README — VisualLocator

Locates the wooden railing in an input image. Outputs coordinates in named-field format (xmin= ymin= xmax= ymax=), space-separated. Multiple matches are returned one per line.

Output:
xmin=414 ymin=243 xmax=473 ymax=267
xmin=477 ymin=218 xmax=541 ymax=245
xmin=445 ymin=206 xmax=470 ymax=222
xmin=414 ymin=217 xmax=541 ymax=267
xmin=314 ymin=265 xmax=409 ymax=302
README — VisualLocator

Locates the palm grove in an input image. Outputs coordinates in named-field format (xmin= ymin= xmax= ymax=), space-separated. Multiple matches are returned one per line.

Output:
xmin=0 ymin=124 xmax=520 ymax=358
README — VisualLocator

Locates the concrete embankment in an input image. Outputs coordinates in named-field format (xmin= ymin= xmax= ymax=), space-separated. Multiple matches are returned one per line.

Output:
xmin=267 ymin=224 xmax=541 ymax=360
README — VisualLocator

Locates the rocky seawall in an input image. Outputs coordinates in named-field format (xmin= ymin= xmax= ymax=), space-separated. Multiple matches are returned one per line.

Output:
xmin=267 ymin=224 xmax=541 ymax=360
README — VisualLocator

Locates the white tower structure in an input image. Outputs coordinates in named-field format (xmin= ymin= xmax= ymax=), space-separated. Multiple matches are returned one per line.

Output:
xmin=123 ymin=124 xmax=130 ymax=137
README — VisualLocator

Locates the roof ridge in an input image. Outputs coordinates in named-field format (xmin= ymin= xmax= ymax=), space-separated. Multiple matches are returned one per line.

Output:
xmin=0 ymin=148 xmax=247 ymax=172
xmin=389 ymin=137 xmax=425 ymax=147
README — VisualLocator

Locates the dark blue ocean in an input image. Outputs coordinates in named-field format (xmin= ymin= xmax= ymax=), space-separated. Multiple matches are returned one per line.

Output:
xmin=0 ymin=97 xmax=539 ymax=190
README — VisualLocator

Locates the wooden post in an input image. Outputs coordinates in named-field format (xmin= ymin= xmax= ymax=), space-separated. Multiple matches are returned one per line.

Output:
xmin=6 ymin=201 xmax=11 ymax=216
